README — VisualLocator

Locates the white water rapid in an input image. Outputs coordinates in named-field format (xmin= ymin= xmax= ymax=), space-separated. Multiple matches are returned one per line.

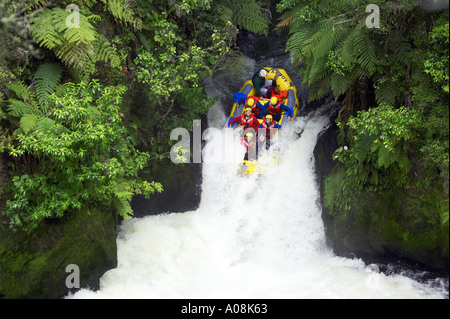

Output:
xmin=69 ymin=93 xmax=447 ymax=299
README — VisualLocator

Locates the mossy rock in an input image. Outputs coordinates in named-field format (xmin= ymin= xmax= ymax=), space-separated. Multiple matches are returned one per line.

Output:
xmin=0 ymin=206 xmax=117 ymax=298
xmin=322 ymin=164 xmax=449 ymax=271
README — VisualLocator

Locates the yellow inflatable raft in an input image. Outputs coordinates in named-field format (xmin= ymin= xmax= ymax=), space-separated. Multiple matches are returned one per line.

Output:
xmin=227 ymin=67 xmax=300 ymax=175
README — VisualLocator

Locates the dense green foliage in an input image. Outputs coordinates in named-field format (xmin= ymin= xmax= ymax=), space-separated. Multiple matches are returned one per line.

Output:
xmin=331 ymin=105 xmax=421 ymax=210
xmin=277 ymin=0 xmax=449 ymax=219
xmin=5 ymin=81 xmax=163 ymax=232
xmin=0 ymin=0 xmax=271 ymax=232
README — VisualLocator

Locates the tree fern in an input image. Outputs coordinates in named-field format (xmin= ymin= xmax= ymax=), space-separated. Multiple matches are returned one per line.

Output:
xmin=19 ymin=113 xmax=40 ymax=134
xmin=112 ymin=180 xmax=135 ymax=220
xmin=279 ymin=1 xmax=416 ymax=109
xmin=113 ymin=196 xmax=134 ymax=220
xmin=7 ymin=99 xmax=36 ymax=117
xmin=354 ymin=132 xmax=377 ymax=163
xmin=374 ymin=78 xmax=398 ymax=106
xmin=352 ymin=26 xmax=379 ymax=75
xmin=339 ymin=23 xmax=366 ymax=69
xmin=92 ymin=35 xmax=121 ymax=69
xmin=31 ymin=7 xmax=126 ymax=70
xmin=7 ymin=63 xmax=62 ymax=136
xmin=330 ymin=70 xmax=355 ymax=98
xmin=31 ymin=8 xmax=96 ymax=68
xmin=31 ymin=8 xmax=63 ymax=51
xmin=214 ymin=0 xmax=270 ymax=36
xmin=103 ymin=0 xmax=142 ymax=30
xmin=385 ymin=32 xmax=412 ymax=67
xmin=34 ymin=63 xmax=63 ymax=110
xmin=7 ymin=82 xmax=35 ymax=104
xmin=35 ymin=116 xmax=56 ymax=134
xmin=311 ymin=25 xmax=349 ymax=62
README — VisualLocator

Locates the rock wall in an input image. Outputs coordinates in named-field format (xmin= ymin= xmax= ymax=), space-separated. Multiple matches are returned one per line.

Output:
xmin=314 ymin=117 xmax=449 ymax=272
xmin=0 ymin=206 xmax=117 ymax=298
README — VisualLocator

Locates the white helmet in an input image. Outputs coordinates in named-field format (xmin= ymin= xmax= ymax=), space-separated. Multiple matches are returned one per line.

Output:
xmin=259 ymin=69 xmax=267 ymax=78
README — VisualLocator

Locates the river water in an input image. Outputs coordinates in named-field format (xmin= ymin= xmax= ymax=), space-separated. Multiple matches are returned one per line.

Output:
xmin=68 ymin=33 xmax=448 ymax=299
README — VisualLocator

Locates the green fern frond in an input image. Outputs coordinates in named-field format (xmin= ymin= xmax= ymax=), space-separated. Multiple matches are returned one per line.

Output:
xmin=113 ymin=196 xmax=134 ymax=220
xmin=375 ymin=79 xmax=397 ymax=106
xmin=286 ymin=28 xmax=311 ymax=60
xmin=7 ymin=99 xmax=36 ymax=117
xmin=31 ymin=8 xmax=97 ymax=68
xmin=29 ymin=0 xmax=49 ymax=9
xmin=310 ymin=25 xmax=349 ymax=62
xmin=87 ymin=14 xmax=102 ymax=23
xmin=339 ymin=24 xmax=363 ymax=68
xmin=19 ymin=113 xmax=40 ymax=134
xmin=352 ymin=26 xmax=379 ymax=75
xmin=7 ymin=82 xmax=36 ymax=104
xmin=354 ymin=132 xmax=377 ymax=163
xmin=104 ymin=0 xmax=142 ymax=30
xmin=93 ymin=35 xmax=121 ymax=69
xmin=307 ymin=76 xmax=331 ymax=101
xmin=113 ymin=180 xmax=134 ymax=200
xmin=234 ymin=14 xmax=269 ymax=35
xmin=31 ymin=8 xmax=63 ymax=50
xmin=34 ymin=63 xmax=63 ymax=110
xmin=56 ymin=41 xmax=95 ymax=68
xmin=330 ymin=71 xmax=355 ymax=97
xmin=215 ymin=0 xmax=270 ymax=36
xmin=35 ymin=116 xmax=56 ymax=133
xmin=215 ymin=1 xmax=233 ymax=21
xmin=305 ymin=55 xmax=329 ymax=86
xmin=385 ymin=32 xmax=412 ymax=67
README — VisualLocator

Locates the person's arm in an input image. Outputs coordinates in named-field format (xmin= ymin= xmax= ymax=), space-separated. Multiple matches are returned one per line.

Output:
xmin=229 ymin=116 xmax=240 ymax=127
xmin=280 ymin=103 xmax=294 ymax=118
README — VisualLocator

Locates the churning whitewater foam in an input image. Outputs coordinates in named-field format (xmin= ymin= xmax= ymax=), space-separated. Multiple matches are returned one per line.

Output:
xmin=69 ymin=108 xmax=446 ymax=299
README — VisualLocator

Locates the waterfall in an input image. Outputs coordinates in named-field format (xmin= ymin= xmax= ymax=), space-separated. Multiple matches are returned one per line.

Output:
xmin=68 ymin=33 xmax=447 ymax=299
xmin=68 ymin=91 xmax=446 ymax=299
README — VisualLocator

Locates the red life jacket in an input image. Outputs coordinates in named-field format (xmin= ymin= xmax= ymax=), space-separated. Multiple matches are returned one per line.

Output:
xmin=267 ymin=102 xmax=281 ymax=115
xmin=261 ymin=121 xmax=276 ymax=129
xmin=240 ymin=115 xmax=258 ymax=130
xmin=242 ymin=138 xmax=256 ymax=153
xmin=261 ymin=121 xmax=276 ymax=137
xmin=251 ymin=105 xmax=262 ymax=117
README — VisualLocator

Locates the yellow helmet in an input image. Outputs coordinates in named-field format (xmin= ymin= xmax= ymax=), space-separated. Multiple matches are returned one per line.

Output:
xmin=246 ymin=132 xmax=253 ymax=138
xmin=247 ymin=98 xmax=255 ymax=107
xmin=270 ymin=96 xmax=278 ymax=105
xmin=265 ymin=114 xmax=273 ymax=120
xmin=244 ymin=107 xmax=252 ymax=113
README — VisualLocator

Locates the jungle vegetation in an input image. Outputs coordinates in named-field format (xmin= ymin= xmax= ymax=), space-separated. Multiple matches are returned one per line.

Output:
xmin=0 ymin=0 xmax=271 ymax=232
xmin=0 ymin=0 xmax=448 ymax=234
xmin=277 ymin=0 xmax=448 ymax=220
